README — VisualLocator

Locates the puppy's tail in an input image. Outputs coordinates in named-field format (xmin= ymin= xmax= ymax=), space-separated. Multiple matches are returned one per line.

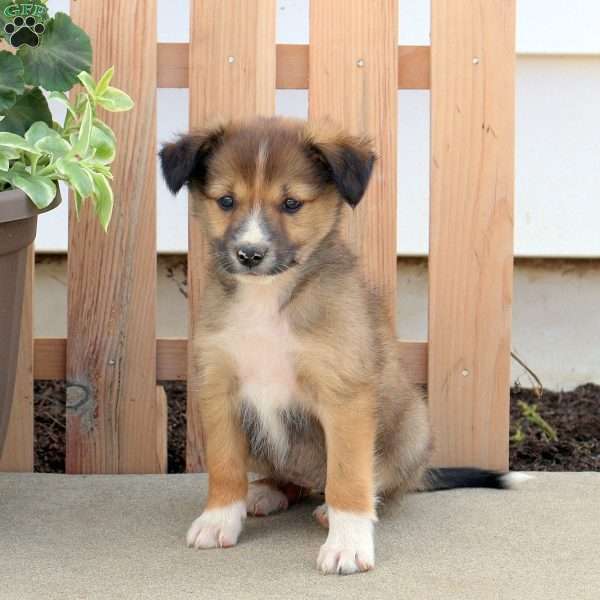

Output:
xmin=423 ymin=468 xmax=533 ymax=492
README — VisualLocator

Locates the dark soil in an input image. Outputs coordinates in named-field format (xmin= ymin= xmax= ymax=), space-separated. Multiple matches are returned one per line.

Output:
xmin=33 ymin=381 xmax=599 ymax=473
xmin=509 ymin=383 xmax=599 ymax=471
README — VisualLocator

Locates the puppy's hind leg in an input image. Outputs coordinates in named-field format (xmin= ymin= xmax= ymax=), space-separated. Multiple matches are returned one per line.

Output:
xmin=375 ymin=395 xmax=432 ymax=498
xmin=313 ymin=503 xmax=329 ymax=528
xmin=247 ymin=479 xmax=310 ymax=517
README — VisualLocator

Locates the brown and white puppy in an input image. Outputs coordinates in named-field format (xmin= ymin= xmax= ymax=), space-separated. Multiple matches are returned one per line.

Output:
xmin=160 ymin=117 xmax=525 ymax=575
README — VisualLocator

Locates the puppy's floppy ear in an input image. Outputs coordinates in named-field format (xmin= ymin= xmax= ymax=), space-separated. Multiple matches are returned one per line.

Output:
xmin=303 ymin=122 xmax=376 ymax=207
xmin=159 ymin=122 xmax=227 ymax=194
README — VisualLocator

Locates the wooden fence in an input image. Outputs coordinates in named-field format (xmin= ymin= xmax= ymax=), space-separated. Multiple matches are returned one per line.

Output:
xmin=0 ymin=0 xmax=515 ymax=474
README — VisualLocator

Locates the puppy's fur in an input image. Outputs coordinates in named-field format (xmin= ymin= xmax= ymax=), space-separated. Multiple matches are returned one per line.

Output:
xmin=160 ymin=117 xmax=514 ymax=575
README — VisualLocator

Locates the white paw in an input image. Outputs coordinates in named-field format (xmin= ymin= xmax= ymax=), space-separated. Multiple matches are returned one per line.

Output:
xmin=246 ymin=482 xmax=288 ymax=516
xmin=317 ymin=508 xmax=375 ymax=575
xmin=186 ymin=501 xmax=246 ymax=549
xmin=313 ymin=503 xmax=329 ymax=528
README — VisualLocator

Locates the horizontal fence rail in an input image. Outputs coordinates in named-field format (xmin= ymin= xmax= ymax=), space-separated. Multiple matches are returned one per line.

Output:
xmin=157 ymin=43 xmax=431 ymax=89
xmin=33 ymin=339 xmax=428 ymax=384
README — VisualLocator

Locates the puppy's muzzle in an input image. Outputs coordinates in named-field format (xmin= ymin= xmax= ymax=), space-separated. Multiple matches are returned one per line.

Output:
xmin=236 ymin=244 xmax=269 ymax=269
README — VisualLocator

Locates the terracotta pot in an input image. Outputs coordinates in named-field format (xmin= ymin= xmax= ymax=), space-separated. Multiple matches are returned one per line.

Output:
xmin=0 ymin=187 xmax=61 ymax=455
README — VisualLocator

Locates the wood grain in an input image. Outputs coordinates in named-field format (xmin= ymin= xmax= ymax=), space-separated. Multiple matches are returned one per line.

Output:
xmin=428 ymin=0 xmax=515 ymax=470
xmin=33 ymin=337 xmax=66 ymax=380
xmin=188 ymin=0 xmax=277 ymax=472
xmin=35 ymin=338 xmax=427 ymax=384
xmin=157 ymin=43 xmax=430 ymax=90
xmin=66 ymin=0 xmax=163 ymax=473
xmin=309 ymin=0 xmax=398 ymax=321
xmin=0 ymin=247 xmax=33 ymax=472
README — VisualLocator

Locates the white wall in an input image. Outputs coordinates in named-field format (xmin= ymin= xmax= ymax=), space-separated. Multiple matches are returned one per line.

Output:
xmin=37 ymin=1 xmax=600 ymax=259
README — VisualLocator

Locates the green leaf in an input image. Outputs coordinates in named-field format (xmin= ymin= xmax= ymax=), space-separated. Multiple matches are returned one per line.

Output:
xmin=93 ymin=118 xmax=116 ymax=141
xmin=95 ymin=67 xmax=114 ymax=97
xmin=90 ymin=124 xmax=116 ymax=163
xmin=55 ymin=157 xmax=94 ymax=198
xmin=0 ymin=88 xmax=52 ymax=136
xmin=0 ymin=132 xmax=39 ymax=154
xmin=36 ymin=135 xmax=71 ymax=158
xmin=96 ymin=87 xmax=134 ymax=112
xmin=84 ymin=161 xmax=112 ymax=178
xmin=0 ymin=153 xmax=9 ymax=171
xmin=25 ymin=122 xmax=71 ymax=157
xmin=78 ymin=71 xmax=96 ymax=98
xmin=72 ymin=100 xmax=92 ymax=157
xmin=0 ymin=145 xmax=21 ymax=160
xmin=6 ymin=171 xmax=57 ymax=209
xmin=25 ymin=121 xmax=55 ymax=146
xmin=18 ymin=13 xmax=92 ymax=92
xmin=73 ymin=191 xmax=83 ymax=220
xmin=91 ymin=171 xmax=114 ymax=231
xmin=0 ymin=51 xmax=25 ymax=113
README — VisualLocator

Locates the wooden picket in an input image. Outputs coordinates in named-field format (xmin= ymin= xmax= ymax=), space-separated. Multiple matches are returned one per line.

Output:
xmin=187 ymin=0 xmax=277 ymax=472
xmin=65 ymin=0 xmax=164 ymax=473
xmin=0 ymin=1 xmax=516 ymax=474
xmin=309 ymin=0 xmax=398 ymax=318
xmin=428 ymin=0 xmax=515 ymax=470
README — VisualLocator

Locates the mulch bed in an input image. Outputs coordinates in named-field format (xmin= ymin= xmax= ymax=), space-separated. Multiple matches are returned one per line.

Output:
xmin=33 ymin=381 xmax=599 ymax=473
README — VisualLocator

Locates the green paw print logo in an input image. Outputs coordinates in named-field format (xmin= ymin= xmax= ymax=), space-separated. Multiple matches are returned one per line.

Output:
xmin=3 ymin=1 xmax=48 ymax=48
xmin=4 ymin=14 xmax=45 ymax=47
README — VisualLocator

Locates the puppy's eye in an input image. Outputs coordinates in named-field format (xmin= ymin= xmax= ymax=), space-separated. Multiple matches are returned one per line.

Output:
xmin=217 ymin=195 xmax=235 ymax=211
xmin=282 ymin=198 xmax=303 ymax=213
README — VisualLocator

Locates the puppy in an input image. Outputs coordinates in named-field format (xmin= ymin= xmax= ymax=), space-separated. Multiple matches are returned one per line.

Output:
xmin=160 ymin=117 xmax=520 ymax=575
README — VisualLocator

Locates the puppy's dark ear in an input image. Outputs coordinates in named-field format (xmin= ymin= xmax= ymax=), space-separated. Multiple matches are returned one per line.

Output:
xmin=304 ymin=123 xmax=376 ymax=207
xmin=159 ymin=123 xmax=227 ymax=194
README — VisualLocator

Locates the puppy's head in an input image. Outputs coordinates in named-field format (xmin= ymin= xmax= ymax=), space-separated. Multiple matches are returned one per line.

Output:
xmin=160 ymin=117 xmax=375 ymax=279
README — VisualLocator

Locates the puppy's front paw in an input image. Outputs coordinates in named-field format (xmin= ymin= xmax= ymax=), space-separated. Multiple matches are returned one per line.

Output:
xmin=186 ymin=501 xmax=246 ymax=549
xmin=317 ymin=508 xmax=375 ymax=575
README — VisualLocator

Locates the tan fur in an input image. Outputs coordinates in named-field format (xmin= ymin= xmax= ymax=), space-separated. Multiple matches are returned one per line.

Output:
xmin=175 ymin=117 xmax=432 ymax=513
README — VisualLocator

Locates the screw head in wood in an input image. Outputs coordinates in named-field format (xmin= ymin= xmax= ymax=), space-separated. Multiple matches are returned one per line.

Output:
xmin=472 ymin=57 xmax=480 ymax=65
xmin=356 ymin=58 xmax=365 ymax=68
xmin=462 ymin=369 xmax=470 ymax=377
xmin=227 ymin=56 xmax=235 ymax=64
xmin=108 ymin=359 xmax=116 ymax=366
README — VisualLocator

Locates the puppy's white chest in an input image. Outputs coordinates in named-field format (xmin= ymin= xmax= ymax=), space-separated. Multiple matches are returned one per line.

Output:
xmin=220 ymin=283 xmax=298 ymax=410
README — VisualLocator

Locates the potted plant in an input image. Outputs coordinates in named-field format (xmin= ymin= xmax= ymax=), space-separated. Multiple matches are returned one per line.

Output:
xmin=0 ymin=0 xmax=133 ymax=454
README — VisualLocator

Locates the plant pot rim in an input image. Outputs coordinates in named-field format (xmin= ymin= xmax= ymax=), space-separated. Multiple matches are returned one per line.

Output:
xmin=0 ymin=187 xmax=62 ymax=225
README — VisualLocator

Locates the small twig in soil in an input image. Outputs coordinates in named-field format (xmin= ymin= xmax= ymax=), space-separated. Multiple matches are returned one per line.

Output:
xmin=511 ymin=351 xmax=544 ymax=398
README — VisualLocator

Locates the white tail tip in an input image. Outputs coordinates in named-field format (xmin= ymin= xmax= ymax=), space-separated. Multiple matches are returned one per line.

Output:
xmin=501 ymin=472 xmax=535 ymax=488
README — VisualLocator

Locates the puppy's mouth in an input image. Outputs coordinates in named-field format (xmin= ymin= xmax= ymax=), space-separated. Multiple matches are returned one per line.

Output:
xmin=235 ymin=259 xmax=298 ymax=278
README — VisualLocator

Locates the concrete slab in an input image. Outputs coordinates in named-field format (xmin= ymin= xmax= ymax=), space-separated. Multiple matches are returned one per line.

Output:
xmin=1 ymin=473 xmax=599 ymax=599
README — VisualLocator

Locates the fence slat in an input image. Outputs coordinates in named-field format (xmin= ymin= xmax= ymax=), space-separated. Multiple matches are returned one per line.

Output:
xmin=66 ymin=0 xmax=162 ymax=473
xmin=0 ymin=248 xmax=33 ymax=472
xmin=187 ymin=0 xmax=277 ymax=472
xmin=428 ymin=0 xmax=515 ymax=470
xmin=309 ymin=0 xmax=398 ymax=319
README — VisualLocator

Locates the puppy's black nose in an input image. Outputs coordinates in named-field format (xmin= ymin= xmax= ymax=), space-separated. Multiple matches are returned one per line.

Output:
xmin=236 ymin=245 xmax=268 ymax=268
